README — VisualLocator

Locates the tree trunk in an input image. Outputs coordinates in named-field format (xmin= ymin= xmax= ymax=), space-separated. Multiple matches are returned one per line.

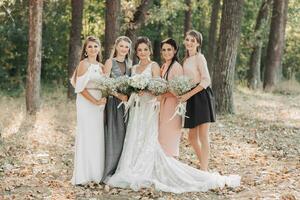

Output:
xmin=67 ymin=0 xmax=84 ymax=99
xmin=26 ymin=0 xmax=43 ymax=115
xmin=212 ymin=0 xmax=244 ymax=114
xmin=248 ymin=0 xmax=272 ymax=90
xmin=125 ymin=0 xmax=153 ymax=63
xmin=263 ymin=0 xmax=289 ymax=91
xmin=184 ymin=0 xmax=192 ymax=34
xmin=104 ymin=0 xmax=120 ymax=60
xmin=207 ymin=0 xmax=221 ymax=77
xmin=153 ymin=38 xmax=161 ymax=64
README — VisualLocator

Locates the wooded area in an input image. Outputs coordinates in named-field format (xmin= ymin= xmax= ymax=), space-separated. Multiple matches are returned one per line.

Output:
xmin=0 ymin=0 xmax=299 ymax=199
xmin=0 ymin=0 xmax=299 ymax=114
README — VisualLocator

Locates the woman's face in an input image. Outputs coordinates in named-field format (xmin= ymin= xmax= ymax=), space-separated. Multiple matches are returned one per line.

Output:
xmin=184 ymin=34 xmax=199 ymax=52
xmin=136 ymin=43 xmax=151 ymax=61
xmin=85 ymin=41 xmax=100 ymax=57
xmin=116 ymin=40 xmax=130 ymax=57
xmin=161 ymin=43 xmax=176 ymax=62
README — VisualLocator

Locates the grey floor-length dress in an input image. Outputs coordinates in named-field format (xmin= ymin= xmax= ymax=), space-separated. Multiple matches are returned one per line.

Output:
xmin=102 ymin=58 xmax=131 ymax=181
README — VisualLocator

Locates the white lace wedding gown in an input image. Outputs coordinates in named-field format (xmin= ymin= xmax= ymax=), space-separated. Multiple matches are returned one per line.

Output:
xmin=105 ymin=63 xmax=240 ymax=193
xmin=71 ymin=63 xmax=105 ymax=185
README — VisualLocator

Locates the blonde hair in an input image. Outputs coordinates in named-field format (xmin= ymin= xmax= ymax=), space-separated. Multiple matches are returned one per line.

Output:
xmin=183 ymin=30 xmax=203 ymax=64
xmin=110 ymin=36 xmax=132 ymax=60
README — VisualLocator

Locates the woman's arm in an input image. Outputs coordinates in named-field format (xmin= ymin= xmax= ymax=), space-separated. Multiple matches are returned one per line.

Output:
xmin=103 ymin=59 xmax=113 ymax=76
xmin=151 ymin=62 xmax=161 ymax=78
xmin=178 ymin=55 xmax=209 ymax=102
xmin=77 ymin=61 xmax=106 ymax=105
xmin=104 ymin=59 xmax=128 ymax=101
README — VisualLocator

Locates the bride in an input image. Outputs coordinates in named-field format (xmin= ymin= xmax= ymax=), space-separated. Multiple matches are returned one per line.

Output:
xmin=105 ymin=37 xmax=240 ymax=193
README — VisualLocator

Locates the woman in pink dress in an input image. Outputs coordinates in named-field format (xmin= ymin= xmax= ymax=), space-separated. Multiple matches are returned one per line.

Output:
xmin=159 ymin=38 xmax=183 ymax=157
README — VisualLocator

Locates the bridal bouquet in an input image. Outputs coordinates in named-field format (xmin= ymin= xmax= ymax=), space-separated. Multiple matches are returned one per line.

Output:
xmin=146 ymin=77 xmax=168 ymax=96
xmin=168 ymin=76 xmax=196 ymax=125
xmin=114 ymin=75 xmax=131 ymax=95
xmin=95 ymin=76 xmax=115 ymax=97
xmin=128 ymin=74 xmax=150 ymax=93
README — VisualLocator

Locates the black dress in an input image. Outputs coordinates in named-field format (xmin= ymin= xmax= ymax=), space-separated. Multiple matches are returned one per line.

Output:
xmin=102 ymin=58 xmax=131 ymax=181
xmin=183 ymin=86 xmax=216 ymax=129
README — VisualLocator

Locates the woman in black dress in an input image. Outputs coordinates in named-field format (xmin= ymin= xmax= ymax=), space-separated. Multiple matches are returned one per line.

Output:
xmin=178 ymin=30 xmax=215 ymax=171
xmin=102 ymin=36 xmax=132 ymax=181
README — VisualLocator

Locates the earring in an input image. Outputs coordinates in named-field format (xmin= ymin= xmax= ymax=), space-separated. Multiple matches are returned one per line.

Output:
xmin=84 ymin=52 xmax=87 ymax=57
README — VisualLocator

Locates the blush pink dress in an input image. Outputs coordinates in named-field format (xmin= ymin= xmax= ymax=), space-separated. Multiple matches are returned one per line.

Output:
xmin=158 ymin=61 xmax=183 ymax=157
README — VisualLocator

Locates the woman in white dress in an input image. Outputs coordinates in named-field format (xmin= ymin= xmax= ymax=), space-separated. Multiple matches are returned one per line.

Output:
xmin=70 ymin=36 xmax=107 ymax=185
xmin=106 ymin=37 xmax=240 ymax=193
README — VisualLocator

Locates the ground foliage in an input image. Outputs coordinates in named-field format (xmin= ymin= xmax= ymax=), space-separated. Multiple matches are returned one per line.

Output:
xmin=0 ymin=86 xmax=299 ymax=199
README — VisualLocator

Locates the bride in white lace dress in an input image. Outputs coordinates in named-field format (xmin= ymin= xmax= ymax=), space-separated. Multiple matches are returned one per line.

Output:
xmin=106 ymin=37 xmax=240 ymax=193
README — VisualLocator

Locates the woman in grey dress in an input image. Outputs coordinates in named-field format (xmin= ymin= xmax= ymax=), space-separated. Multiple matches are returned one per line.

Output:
xmin=102 ymin=36 xmax=132 ymax=181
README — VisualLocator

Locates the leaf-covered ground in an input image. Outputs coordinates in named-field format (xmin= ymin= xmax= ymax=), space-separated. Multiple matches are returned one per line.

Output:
xmin=0 ymin=87 xmax=299 ymax=199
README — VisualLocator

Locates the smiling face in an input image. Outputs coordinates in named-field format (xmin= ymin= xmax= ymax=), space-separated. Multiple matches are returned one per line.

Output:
xmin=161 ymin=43 xmax=176 ymax=62
xmin=116 ymin=40 xmax=131 ymax=57
xmin=85 ymin=41 xmax=100 ymax=58
xmin=136 ymin=43 xmax=151 ymax=61
xmin=184 ymin=34 xmax=199 ymax=52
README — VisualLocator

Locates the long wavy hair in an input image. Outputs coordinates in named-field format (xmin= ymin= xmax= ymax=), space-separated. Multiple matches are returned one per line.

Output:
xmin=109 ymin=36 xmax=132 ymax=60
xmin=160 ymin=38 xmax=180 ymax=80
xmin=182 ymin=30 xmax=203 ymax=64
xmin=71 ymin=36 xmax=102 ymax=86
xmin=80 ymin=35 xmax=102 ymax=62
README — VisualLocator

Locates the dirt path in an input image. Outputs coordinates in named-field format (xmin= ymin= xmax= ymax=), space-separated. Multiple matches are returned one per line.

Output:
xmin=0 ymin=88 xmax=299 ymax=199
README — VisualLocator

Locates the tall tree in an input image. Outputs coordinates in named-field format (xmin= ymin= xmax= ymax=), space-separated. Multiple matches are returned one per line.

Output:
xmin=125 ymin=0 xmax=153 ymax=42
xmin=125 ymin=0 xmax=153 ymax=63
xmin=212 ymin=0 xmax=244 ymax=114
xmin=104 ymin=0 xmax=120 ymax=60
xmin=263 ymin=0 xmax=289 ymax=91
xmin=67 ymin=0 xmax=84 ymax=99
xmin=184 ymin=0 xmax=192 ymax=34
xmin=248 ymin=0 xmax=272 ymax=90
xmin=26 ymin=0 xmax=43 ymax=114
xmin=207 ymin=0 xmax=221 ymax=76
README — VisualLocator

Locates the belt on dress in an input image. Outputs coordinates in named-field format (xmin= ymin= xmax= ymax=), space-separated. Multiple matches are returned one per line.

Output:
xmin=86 ymin=88 xmax=100 ymax=90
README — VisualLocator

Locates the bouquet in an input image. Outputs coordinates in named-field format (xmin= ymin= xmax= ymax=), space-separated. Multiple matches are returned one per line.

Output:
xmin=167 ymin=76 xmax=196 ymax=125
xmin=168 ymin=75 xmax=195 ymax=96
xmin=146 ymin=77 xmax=168 ymax=96
xmin=95 ymin=76 xmax=115 ymax=97
xmin=114 ymin=75 xmax=131 ymax=96
xmin=128 ymin=74 xmax=150 ymax=93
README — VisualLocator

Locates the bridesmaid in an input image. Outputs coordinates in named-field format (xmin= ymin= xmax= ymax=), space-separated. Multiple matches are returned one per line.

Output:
xmin=102 ymin=36 xmax=132 ymax=181
xmin=178 ymin=30 xmax=216 ymax=171
xmin=159 ymin=38 xmax=183 ymax=157
xmin=70 ymin=36 xmax=107 ymax=185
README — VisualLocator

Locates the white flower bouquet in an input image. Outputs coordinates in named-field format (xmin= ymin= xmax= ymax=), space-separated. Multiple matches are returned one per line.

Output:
xmin=128 ymin=74 xmax=150 ymax=93
xmin=168 ymin=75 xmax=195 ymax=96
xmin=114 ymin=75 xmax=131 ymax=95
xmin=95 ymin=76 xmax=115 ymax=97
xmin=146 ymin=77 xmax=168 ymax=96
xmin=168 ymin=76 xmax=196 ymax=125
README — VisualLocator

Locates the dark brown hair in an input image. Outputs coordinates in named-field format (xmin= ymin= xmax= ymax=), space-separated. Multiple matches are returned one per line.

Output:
xmin=160 ymin=38 xmax=180 ymax=80
xmin=134 ymin=36 xmax=153 ymax=58
xmin=80 ymin=35 xmax=102 ymax=62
